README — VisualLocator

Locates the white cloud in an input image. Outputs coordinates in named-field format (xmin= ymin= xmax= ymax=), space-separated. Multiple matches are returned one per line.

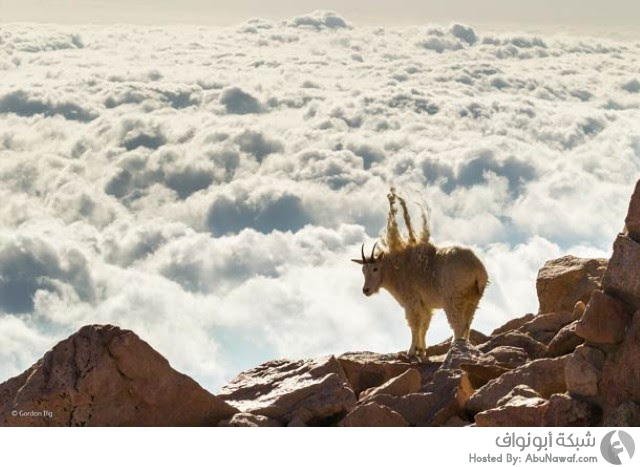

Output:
xmin=1 ymin=16 xmax=639 ymax=391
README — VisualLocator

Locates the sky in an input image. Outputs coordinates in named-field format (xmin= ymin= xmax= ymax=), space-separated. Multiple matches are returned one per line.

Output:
xmin=0 ymin=10 xmax=639 ymax=392
xmin=2 ymin=0 xmax=640 ymax=27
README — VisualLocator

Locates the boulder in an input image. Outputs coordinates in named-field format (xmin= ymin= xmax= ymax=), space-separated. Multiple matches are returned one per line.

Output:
xmin=602 ymin=235 xmax=640 ymax=309
xmin=520 ymin=311 xmax=574 ymax=344
xmin=575 ymin=290 xmax=633 ymax=345
xmin=479 ymin=331 xmax=547 ymax=359
xmin=460 ymin=363 xmax=510 ymax=389
xmin=369 ymin=370 xmax=473 ymax=426
xmin=542 ymin=393 xmax=600 ymax=427
xmin=336 ymin=352 xmax=411 ymax=396
xmin=536 ymin=256 xmax=608 ymax=315
xmin=218 ymin=355 xmax=356 ymax=425
xmin=219 ymin=413 xmax=282 ymax=427
xmin=600 ymin=311 xmax=640 ymax=408
xmin=475 ymin=396 xmax=548 ymax=427
xmin=546 ymin=322 xmax=583 ymax=357
xmin=338 ymin=403 xmax=408 ymax=427
xmin=496 ymin=385 xmax=542 ymax=406
xmin=624 ymin=179 xmax=640 ymax=242
xmin=359 ymin=368 xmax=421 ymax=402
xmin=485 ymin=346 xmax=529 ymax=369
xmin=466 ymin=355 xmax=570 ymax=414
xmin=0 ymin=325 xmax=237 ymax=427
xmin=491 ymin=313 xmax=535 ymax=336
xmin=425 ymin=330 xmax=490 ymax=357
xmin=441 ymin=339 xmax=497 ymax=370
xmin=565 ymin=344 xmax=605 ymax=398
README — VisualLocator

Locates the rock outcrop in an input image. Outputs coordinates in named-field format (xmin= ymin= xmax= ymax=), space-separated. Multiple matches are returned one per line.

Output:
xmin=1 ymin=179 xmax=638 ymax=427
xmin=0 ymin=325 xmax=237 ymax=426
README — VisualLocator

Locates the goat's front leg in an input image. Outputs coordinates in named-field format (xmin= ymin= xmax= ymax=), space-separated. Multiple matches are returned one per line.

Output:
xmin=405 ymin=309 xmax=419 ymax=359
xmin=415 ymin=309 xmax=433 ymax=361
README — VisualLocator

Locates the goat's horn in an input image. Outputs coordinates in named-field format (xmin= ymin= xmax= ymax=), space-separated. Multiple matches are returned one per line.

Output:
xmin=361 ymin=243 xmax=366 ymax=263
xmin=371 ymin=242 xmax=378 ymax=260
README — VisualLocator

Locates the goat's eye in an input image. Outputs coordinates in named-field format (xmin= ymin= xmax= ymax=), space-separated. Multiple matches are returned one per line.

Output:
xmin=373 ymin=267 xmax=378 ymax=272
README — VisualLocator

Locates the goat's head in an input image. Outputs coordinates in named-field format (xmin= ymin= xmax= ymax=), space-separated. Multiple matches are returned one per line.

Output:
xmin=351 ymin=242 xmax=385 ymax=296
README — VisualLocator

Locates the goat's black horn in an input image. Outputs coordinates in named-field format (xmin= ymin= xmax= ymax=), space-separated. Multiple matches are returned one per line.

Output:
xmin=361 ymin=243 xmax=366 ymax=263
xmin=371 ymin=242 xmax=378 ymax=261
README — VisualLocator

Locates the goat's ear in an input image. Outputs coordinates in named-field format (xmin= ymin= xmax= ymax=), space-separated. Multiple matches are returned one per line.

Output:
xmin=351 ymin=259 xmax=364 ymax=264
xmin=376 ymin=251 xmax=385 ymax=260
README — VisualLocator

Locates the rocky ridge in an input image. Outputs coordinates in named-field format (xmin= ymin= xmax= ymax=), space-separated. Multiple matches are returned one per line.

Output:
xmin=1 ymin=180 xmax=639 ymax=427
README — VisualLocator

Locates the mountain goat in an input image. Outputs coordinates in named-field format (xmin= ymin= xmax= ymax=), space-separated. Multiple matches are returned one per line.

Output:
xmin=352 ymin=188 xmax=488 ymax=360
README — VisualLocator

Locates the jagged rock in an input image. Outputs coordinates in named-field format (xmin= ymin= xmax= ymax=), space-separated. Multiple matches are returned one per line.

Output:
xmin=368 ymin=370 xmax=473 ymax=426
xmin=338 ymin=403 xmax=408 ymax=427
xmin=218 ymin=356 xmax=356 ymax=425
xmin=602 ymin=401 xmax=640 ymax=427
xmin=491 ymin=313 xmax=535 ymax=336
xmin=603 ymin=235 xmax=640 ymax=308
xmin=475 ymin=396 xmax=548 ymax=427
xmin=0 ymin=325 xmax=237 ymax=427
xmin=466 ymin=355 xmax=569 ymax=414
xmin=219 ymin=413 xmax=282 ymax=427
xmin=479 ymin=330 xmax=547 ymax=359
xmin=497 ymin=385 xmax=542 ymax=406
xmin=542 ymin=393 xmax=600 ymax=427
xmin=624 ymin=179 xmax=640 ymax=242
xmin=359 ymin=368 xmax=421 ymax=402
xmin=520 ymin=311 xmax=574 ymax=344
xmin=337 ymin=352 xmax=411 ymax=396
xmin=442 ymin=339 xmax=497 ymax=370
xmin=485 ymin=346 xmax=529 ymax=369
xmin=572 ymin=301 xmax=587 ymax=321
xmin=546 ymin=322 xmax=583 ymax=357
xmin=536 ymin=256 xmax=607 ymax=315
xmin=600 ymin=311 xmax=640 ymax=408
xmin=575 ymin=290 xmax=633 ymax=345
xmin=460 ymin=363 xmax=510 ymax=389
xmin=425 ymin=330 xmax=490 ymax=357
xmin=565 ymin=344 xmax=605 ymax=398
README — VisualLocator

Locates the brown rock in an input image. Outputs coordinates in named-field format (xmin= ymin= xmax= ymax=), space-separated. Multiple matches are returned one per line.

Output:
xmin=442 ymin=339 xmax=497 ymax=370
xmin=542 ymin=393 xmax=600 ymax=427
xmin=572 ymin=301 xmax=587 ymax=321
xmin=425 ymin=330 xmax=490 ymax=357
xmin=546 ymin=322 xmax=583 ymax=357
xmin=338 ymin=403 xmax=408 ymax=427
xmin=443 ymin=415 xmax=471 ymax=426
xmin=491 ymin=313 xmax=535 ymax=336
xmin=565 ymin=344 xmax=605 ymax=398
xmin=602 ymin=401 xmax=640 ymax=427
xmin=0 ymin=325 xmax=237 ymax=426
xmin=600 ymin=311 xmax=640 ymax=408
xmin=485 ymin=346 xmax=529 ymax=369
xmin=359 ymin=368 xmax=421 ymax=402
xmin=475 ymin=396 xmax=548 ymax=427
xmin=576 ymin=290 xmax=633 ymax=345
xmin=466 ymin=355 xmax=570 ymax=414
xmin=520 ymin=311 xmax=574 ymax=344
xmin=497 ymin=385 xmax=542 ymax=406
xmin=536 ymin=256 xmax=608 ymax=315
xmin=460 ymin=363 xmax=510 ymax=389
xmin=337 ymin=352 xmax=411 ymax=396
xmin=219 ymin=413 xmax=282 ymax=427
xmin=479 ymin=330 xmax=547 ymax=359
xmin=218 ymin=355 xmax=356 ymax=425
xmin=603 ymin=235 xmax=640 ymax=308
xmin=369 ymin=370 xmax=473 ymax=426
xmin=624 ymin=179 xmax=640 ymax=242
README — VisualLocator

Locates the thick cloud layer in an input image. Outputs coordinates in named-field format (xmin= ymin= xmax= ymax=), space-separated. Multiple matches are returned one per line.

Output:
xmin=1 ymin=14 xmax=639 ymax=390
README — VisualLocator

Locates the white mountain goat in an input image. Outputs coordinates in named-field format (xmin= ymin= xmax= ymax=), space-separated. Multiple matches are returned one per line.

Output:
xmin=352 ymin=188 xmax=488 ymax=359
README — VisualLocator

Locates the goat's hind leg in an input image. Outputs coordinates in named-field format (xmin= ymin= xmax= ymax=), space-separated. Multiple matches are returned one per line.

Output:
xmin=444 ymin=297 xmax=470 ymax=341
